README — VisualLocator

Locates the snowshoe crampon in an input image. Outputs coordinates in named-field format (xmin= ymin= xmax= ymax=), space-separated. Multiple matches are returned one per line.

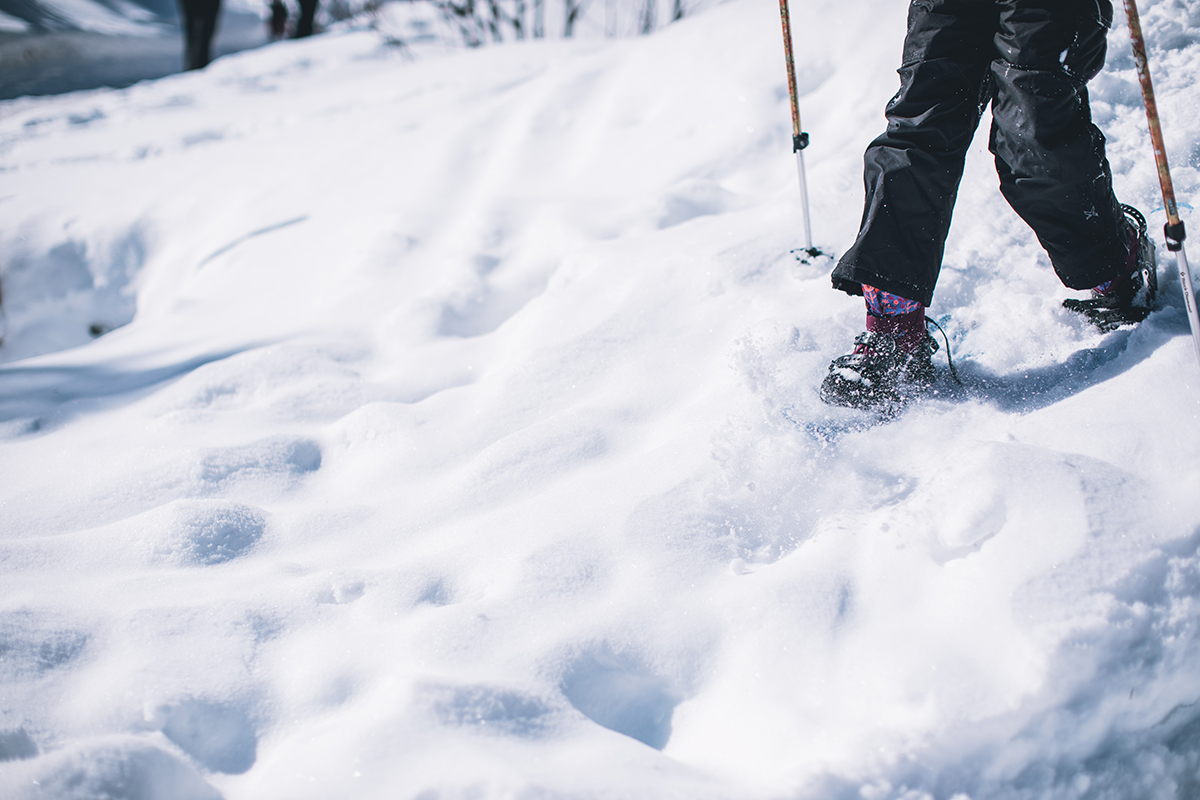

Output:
xmin=819 ymin=330 xmax=938 ymax=411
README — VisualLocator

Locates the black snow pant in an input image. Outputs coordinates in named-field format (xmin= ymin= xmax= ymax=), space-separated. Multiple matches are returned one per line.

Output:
xmin=830 ymin=0 xmax=1130 ymax=307
xmin=180 ymin=0 xmax=222 ymax=70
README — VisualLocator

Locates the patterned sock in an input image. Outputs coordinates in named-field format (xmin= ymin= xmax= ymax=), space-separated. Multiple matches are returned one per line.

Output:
xmin=863 ymin=285 xmax=922 ymax=316
xmin=862 ymin=285 xmax=925 ymax=353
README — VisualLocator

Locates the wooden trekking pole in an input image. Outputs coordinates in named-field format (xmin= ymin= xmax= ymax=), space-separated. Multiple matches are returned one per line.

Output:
xmin=1124 ymin=0 xmax=1200 ymax=367
xmin=778 ymin=0 xmax=817 ymax=255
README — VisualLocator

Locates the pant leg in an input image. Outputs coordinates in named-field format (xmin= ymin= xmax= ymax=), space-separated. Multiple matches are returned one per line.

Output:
xmin=181 ymin=0 xmax=220 ymax=69
xmin=989 ymin=0 xmax=1129 ymax=289
xmin=831 ymin=0 xmax=998 ymax=307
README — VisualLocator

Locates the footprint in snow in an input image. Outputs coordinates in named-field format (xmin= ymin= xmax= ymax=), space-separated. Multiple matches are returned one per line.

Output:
xmin=0 ymin=610 xmax=89 ymax=681
xmin=560 ymin=649 xmax=683 ymax=750
xmin=193 ymin=436 xmax=321 ymax=489
xmin=0 ymin=728 xmax=38 ymax=761
xmin=314 ymin=576 xmax=366 ymax=605
xmin=150 ymin=697 xmax=258 ymax=775
xmin=141 ymin=499 xmax=268 ymax=566
xmin=420 ymin=682 xmax=559 ymax=738
xmin=656 ymin=178 xmax=742 ymax=230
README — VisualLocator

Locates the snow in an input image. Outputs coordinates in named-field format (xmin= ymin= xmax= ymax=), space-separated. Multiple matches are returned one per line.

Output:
xmin=1 ymin=0 xmax=1200 ymax=798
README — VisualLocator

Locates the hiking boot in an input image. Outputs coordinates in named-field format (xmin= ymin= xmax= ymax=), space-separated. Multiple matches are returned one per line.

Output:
xmin=1063 ymin=204 xmax=1157 ymax=332
xmin=820 ymin=325 xmax=939 ymax=410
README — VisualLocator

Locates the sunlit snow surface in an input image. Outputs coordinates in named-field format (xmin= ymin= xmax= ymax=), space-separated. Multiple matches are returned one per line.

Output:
xmin=2 ymin=1 xmax=1200 ymax=798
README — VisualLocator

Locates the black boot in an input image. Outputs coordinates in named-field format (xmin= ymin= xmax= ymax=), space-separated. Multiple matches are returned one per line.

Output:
xmin=1063 ymin=204 xmax=1157 ymax=332
xmin=820 ymin=321 xmax=939 ymax=410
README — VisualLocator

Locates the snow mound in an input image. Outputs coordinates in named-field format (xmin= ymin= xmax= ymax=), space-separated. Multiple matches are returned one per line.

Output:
xmin=1 ymin=0 xmax=1199 ymax=798
xmin=140 ymin=499 xmax=269 ymax=566
xmin=3 ymin=737 xmax=222 ymax=800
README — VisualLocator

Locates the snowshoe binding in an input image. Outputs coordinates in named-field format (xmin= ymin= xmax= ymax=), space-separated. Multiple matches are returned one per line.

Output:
xmin=819 ymin=327 xmax=939 ymax=411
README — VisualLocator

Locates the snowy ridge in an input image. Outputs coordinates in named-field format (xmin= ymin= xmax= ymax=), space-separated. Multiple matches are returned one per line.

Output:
xmin=1 ymin=1 xmax=1199 ymax=798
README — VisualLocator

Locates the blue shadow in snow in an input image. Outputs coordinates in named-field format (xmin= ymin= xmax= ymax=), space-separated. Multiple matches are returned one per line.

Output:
xmin=923 ymin=303 xmax=1190 ymax=414
xmin=794 ymin=309 xmax=1185 ymax=443
xmin=955 ymin=328 xmax=1150 ymax=412
xmin=160 ymin=698 xmax=257 ymax=775
xmin=0 ymin=347 xmax=253 ymax=432
xmin=197 ymin=217 xmax=308 ymax=268
xmin=561 ymin=649 xmax=683 ymax=750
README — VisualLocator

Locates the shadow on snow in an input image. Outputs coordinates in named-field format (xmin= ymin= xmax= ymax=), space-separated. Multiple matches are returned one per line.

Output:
xmin=0 ymin=346 xmax=257 ymax=434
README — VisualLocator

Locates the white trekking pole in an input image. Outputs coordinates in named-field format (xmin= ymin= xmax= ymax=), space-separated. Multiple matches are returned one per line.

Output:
xmin=778 ymin=0 xmax=821 ymax=258
xmin=1124 ymin=0 xmax=1200 ymax=368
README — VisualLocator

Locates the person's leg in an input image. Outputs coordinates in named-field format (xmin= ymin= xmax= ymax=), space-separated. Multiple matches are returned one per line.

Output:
xmin=830 ymin=0 xmax=998 ymax=308
xmin=180 ymin=0 xmax=221 ymax=70
xmin=296 ymin=0 xmax=318 ymax=37
xmin=989 ymin=0 xmax=1131 ymax=290
xmin=822 ymin=0 xmax=997 ymax=409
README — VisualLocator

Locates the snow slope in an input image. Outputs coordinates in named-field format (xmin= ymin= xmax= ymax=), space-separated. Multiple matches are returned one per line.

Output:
xmin=2 ymin=1 xmax=1200 ymax=798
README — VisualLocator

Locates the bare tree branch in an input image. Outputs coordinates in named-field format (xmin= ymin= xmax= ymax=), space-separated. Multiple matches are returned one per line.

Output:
xmin=639 ymin=0 xmax=654 ymax=34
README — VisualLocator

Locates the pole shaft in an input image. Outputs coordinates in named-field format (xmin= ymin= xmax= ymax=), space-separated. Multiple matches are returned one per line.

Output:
xmin=795 ymin=151 xmax=813 ymax=249
xmin=1124 ymin=0 xmax=1181 ymax=226
xmin=1123 ymin=0 xmax=1200 ymax=367
xmin=779 ymin=0 xmax=801 ymax=139
xmin=1176 ymin=247 xmax=1200 ymax=366
xmin=779 ymin=0 xmax=813 ymax=250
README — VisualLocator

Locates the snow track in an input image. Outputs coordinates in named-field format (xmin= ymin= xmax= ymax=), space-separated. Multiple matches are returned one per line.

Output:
xmin=1 ymin=1 xmax=1200 ymax=798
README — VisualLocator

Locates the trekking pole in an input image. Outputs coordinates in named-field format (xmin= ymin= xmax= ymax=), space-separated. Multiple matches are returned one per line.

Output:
xmin=1124 ymin=0 xmax=1200 ymax=368
xmin=778 ymin=0 xmax=819 ymax=257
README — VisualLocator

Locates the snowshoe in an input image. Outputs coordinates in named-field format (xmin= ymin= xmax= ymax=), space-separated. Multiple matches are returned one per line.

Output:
xmin=819 ymin=328 xmax=938 ymax=410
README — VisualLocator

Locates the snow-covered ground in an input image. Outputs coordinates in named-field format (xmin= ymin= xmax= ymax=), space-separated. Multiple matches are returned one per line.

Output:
xmin=2 ymin=1 xmax=1200 ymax=798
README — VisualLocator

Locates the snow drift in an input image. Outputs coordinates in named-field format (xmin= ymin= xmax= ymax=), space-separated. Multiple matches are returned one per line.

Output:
xmin=1 ymin=1 xmax=1199 ymax=798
